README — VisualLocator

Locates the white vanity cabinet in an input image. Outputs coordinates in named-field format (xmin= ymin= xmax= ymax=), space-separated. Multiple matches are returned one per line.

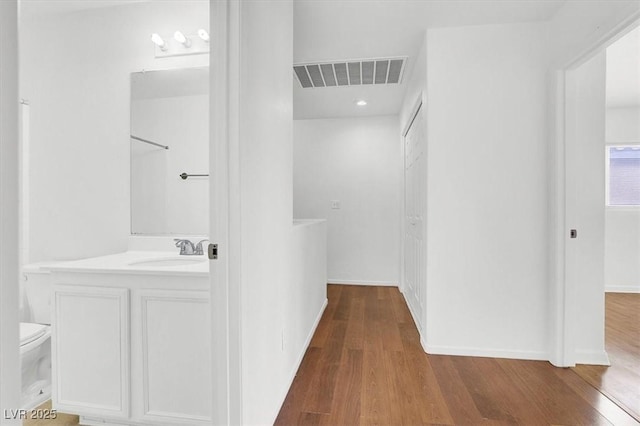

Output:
xmin=53 ymin=285 xmax=131 ymax=419
xmin=136 ymin=289 xmax=211 ymax=424
xmin=50 ymin=260 xmax=211 ymax=426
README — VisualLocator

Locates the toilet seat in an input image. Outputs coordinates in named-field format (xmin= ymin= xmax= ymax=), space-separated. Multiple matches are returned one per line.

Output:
xmin=20 ymin=322 xmax=48 ymax=347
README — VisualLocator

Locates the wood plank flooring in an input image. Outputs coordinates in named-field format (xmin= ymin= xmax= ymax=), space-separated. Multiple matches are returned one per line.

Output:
xmin=573 ymin=293 xmax=640 ymax=422
xmin=275 ymin=285 xmax=640 ymax=426
xmin=23 ymin=286 xmax=639 ymax=426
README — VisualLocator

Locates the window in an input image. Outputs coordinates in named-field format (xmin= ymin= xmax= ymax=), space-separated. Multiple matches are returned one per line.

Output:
xmin=607 ymin=145 xmax=640 ymax=206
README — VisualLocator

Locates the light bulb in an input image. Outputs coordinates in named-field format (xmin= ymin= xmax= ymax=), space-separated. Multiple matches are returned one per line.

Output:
xmin=151 ymin=33 xmax=167 ymax=51
xmin=174 ymin=31 xmax=192 ymax=48
xmin=198 ymin=29 xmax=210 ymax=42
xmin=356 ymin=100 xmax=367 ymax=106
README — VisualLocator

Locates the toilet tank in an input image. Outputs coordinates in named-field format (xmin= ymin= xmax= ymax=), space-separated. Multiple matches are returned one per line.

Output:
xmin=22 ymin=263 xmax=54 ymax=325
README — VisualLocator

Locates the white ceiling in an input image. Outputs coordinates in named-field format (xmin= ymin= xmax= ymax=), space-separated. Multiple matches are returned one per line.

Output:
xmin=293 ymin=0 xmax=567 ymax=119
xmin=19 ymin=0 xmax=147 ymax=18
xmin=606 ymin=26 xmax=640 ymax=109
xmin=20 ymin=0 xmax=570 ymax=119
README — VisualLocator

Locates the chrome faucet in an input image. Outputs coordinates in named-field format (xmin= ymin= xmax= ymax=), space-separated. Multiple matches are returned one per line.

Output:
xmin=174 ymin=239 xmax=196 ymax=255
xmin=174 ymin=238 xmax=208 ymax=255
xmin=194 ymin=239 xmax=208 ymax=255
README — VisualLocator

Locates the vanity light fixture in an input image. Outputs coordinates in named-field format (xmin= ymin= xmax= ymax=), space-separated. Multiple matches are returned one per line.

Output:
xmin=152 ymin=30 xmax=209 ymax=58
xmin=150 ymin=33 xmax=167 ymax=51
xmin=174 ymin=31 xmax=192 ymax=48
xmin=356 ymin=100 xmax=368 ymax=106
xmin=198 ymin=29 xmax=210 ymax=42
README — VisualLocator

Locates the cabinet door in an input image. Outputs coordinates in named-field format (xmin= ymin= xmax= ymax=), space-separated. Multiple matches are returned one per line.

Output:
xmin=139 ymin=290 xmax=211 ymax=424
xmin=52 ymin=285 xmax=130 ymax=418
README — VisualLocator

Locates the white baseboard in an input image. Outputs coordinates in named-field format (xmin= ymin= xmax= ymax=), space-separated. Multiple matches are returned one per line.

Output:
xmin=399 ymin=292 xmax=430 ymax=354
xmin=400 ymin=291 xmax=423 ymax=337
xmin=294 ymin=298 xmax=327 ymax=374
xmin=420 ymin=335 xmax=428 ymax=353
xmin=574 ymin=349 xmax=610 ymax=366
xmin=270 ymin=298 xmax=328 ymax=425
xmin=605 ymin=285 xmax=640 ymax=293
xmin=327 ymin=279 xmax=397 ymax=287
xmin=80 ymin=416 xmax=137 ymax=426
xmin=424 ymin=344 xmax=549 ymax=362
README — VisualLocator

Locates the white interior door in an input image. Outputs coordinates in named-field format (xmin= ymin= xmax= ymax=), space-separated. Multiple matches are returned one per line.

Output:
xmin=403 ymin=104 xmax=426 ymax=333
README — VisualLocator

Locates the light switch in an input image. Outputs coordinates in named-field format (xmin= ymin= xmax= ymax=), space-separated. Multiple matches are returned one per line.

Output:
xmin=331 ymin=200 xmax=341 ymax=209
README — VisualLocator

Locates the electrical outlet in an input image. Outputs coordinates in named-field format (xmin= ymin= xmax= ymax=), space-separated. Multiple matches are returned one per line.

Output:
xmin=331 ymin=200 xmax=340 ymax=209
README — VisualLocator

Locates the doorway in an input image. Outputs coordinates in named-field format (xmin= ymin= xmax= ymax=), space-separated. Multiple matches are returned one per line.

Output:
xmin=570 ymin=25 xmax=640 ymax=421
xmin=556 ymin=12 xmax=640 ymax=421
xmin=555 ymin=11 xmax=639 ymax=364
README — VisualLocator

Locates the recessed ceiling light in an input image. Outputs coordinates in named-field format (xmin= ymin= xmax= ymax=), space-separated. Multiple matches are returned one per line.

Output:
xmin=356 ymin=100 xmax=367 ymax=106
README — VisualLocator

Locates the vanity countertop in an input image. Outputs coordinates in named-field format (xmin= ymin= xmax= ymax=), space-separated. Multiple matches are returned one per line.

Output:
xmin=45 ymin=250 xmax=208 ymax=277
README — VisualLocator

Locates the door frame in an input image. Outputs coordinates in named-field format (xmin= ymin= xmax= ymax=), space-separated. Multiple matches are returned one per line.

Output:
xmin=209 ymin=0 xmax=242 ymax=423
xmin=0 ymin=0 xmax=21 ymax=422
xmin=551 ymin=13 xmax=640 ymax=367
xmin=400 ymin=95 xmax=424 ymax=295
xmin=400 ymin=94 xmax=428 ymax=348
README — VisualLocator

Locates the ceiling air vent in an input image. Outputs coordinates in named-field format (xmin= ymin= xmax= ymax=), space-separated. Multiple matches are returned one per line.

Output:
xmin=293 ymin=57 xmax=407 ymax=89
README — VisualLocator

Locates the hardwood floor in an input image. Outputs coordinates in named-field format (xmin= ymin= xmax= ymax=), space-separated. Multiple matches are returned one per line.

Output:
xmin=573 ymin=293 xmax=640 ymax=422
xmin=275 ymin=285 xmax=640 ymax=426
xmin=23 ymin=287 xmax=639 ymax=426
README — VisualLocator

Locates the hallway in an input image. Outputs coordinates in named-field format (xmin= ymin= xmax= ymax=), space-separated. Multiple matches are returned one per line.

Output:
xmin=275 ymin=285 xmax=639 ymax=425
xmin=23 ymin=286 xmax=639 ymax=426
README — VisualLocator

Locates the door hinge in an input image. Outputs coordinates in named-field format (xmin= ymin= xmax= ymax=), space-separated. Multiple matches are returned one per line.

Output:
xmin=208 ymin=243 xmax=218 ymax=260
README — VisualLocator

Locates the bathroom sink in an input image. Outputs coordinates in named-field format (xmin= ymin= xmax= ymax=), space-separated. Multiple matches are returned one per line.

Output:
xmin=128 ymin=257 xmax=206 ymax=267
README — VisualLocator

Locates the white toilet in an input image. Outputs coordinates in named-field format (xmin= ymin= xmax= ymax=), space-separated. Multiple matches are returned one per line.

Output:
xmin=20 ymin=264 xmax=53 ymax=410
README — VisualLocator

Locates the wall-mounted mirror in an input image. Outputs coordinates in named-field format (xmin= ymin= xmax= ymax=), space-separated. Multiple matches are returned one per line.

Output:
xmin=130 ymin=67 xmax=209 ymax=235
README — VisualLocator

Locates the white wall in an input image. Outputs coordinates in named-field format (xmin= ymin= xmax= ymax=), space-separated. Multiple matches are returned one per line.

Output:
xmin=400 ymin=33 xmax=426 ymax=134
xmin=0 ymin=0 xmax=21 ymax=422
xmin=607 ymin=107 xmax=640 ymax=142
xmin=293 ymin=116 xmax=401 ymax=286
xmin=605 ymin=107 xmax=640 ymax=292
xmin=605 ymin=208 xmax=640 ymax=292
xmin=131 ymin=94 xmax=209 ymax=235
xmin=286 ymin=220 xmax=327 ymax=374
xmin=19 ymin=1 xmax=209 ymax=262
xmin=422 ymin=23 xmax=549 ymax=360
xmin=548 ymin=1 xmax=640 ymax=68
xmin=234 ymin=1 xmax=299 ymax=424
